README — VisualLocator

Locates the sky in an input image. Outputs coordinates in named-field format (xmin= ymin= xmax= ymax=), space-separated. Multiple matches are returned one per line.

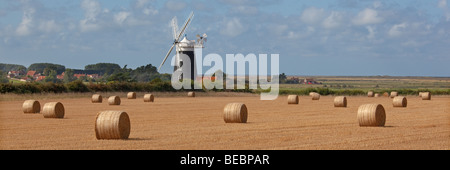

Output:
xmin=0 ymin=0 xmax=449 ymax=76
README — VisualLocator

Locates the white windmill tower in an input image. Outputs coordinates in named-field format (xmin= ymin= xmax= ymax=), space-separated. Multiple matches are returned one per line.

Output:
xmin=158 ymin=12 xmax=206 ymax=83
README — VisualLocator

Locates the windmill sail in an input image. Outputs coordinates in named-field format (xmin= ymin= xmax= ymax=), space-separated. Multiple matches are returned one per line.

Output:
xmin=158 ymin=12 xmax=194 ymax=71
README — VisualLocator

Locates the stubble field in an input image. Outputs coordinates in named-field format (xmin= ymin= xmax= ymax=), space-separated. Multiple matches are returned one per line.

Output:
xmin=0 ymin=94 xmax=449 ymax=150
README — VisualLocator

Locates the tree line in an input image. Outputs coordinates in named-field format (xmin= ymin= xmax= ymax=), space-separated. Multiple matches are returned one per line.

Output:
xmin=0 ymin=62 xmax=171 ymax=83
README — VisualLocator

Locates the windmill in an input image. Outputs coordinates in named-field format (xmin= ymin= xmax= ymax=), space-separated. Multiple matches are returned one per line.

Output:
xmin=158 ymin=11 xmax=206 ymax=82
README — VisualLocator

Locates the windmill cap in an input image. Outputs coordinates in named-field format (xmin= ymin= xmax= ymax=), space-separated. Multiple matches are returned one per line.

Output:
xmin=179 ymin=37 xmax=195 ymax=47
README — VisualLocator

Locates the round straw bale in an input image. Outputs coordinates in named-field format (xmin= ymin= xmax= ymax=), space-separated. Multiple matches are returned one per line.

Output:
xmin=393 ymin=96 xmax=407 ymax=107
xmin=309 ymin=92 xmax=316 ymax=96
xmin=108 ymin=96 xmax=121 ymax=105
xmin=224 ymin=103 xmax=247 ymax=123
xmin=22 ymin=100 xmax=40 ymax=113
xmin=95 ymin=111 xmax=130 ymax=140
xmin=334 ymin=96 xmax=347 ymax=107
xmin=374 ymin=93 xmax=380 ymax=97
xmin=91 ymin=94 xmax=102 ymax=103
xmin=421 ymin=92 xmax=431 ymax=100
xmin=188 ymin=91 xmax=195 ymax=97
xmin=311 ymin=93 xmax=320 ymax=100
xmin=127 ymin=92 xmax=136 ymax=99
xmin=418 ymin=92 xmax=423 ymax=97
xmin=383 ymin=92 xmax=389 ymax=97
xmin=390 ymin=91 xmax=398 ymax=98
xmin=367 ymin=91 xmax=374 ymax=97
xmin=144 ymin=94 xmax=154 ymax=102
xmin=42 ymin=102 xmax=64 ymax=118
xmin=357 ymin=104 xmax=386 ymax=127
xmin=287 ymin=95 xmax=299 ymax=104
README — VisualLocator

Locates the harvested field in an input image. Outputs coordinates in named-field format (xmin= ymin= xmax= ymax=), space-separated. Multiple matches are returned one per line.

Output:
xmin=0 ymin=95 xmax=449 ymax=150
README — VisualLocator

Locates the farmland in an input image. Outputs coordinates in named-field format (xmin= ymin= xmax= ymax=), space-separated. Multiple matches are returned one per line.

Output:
xmin=0 ymin=93 xmax=448 ymax=150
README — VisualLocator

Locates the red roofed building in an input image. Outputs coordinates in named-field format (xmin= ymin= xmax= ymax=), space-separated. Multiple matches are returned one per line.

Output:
xmin=36 ymin=76 xmax=46 ymax=81
xmin=87 ymin=74 xmax=99 ymax=79
xmin=74 ymin=74 xmax=86 ymax=79
xmin=26 ymin=71 xmax=36 ymax=77
xmin=7 ymin=70 xmax=24 ymax=78
xmin=57 ymin=72 xmax=65 ymax=79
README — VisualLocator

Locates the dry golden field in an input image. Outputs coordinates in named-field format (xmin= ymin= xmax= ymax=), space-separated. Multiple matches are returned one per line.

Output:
xmin=0 ymin=93 xmax=449 ymax=150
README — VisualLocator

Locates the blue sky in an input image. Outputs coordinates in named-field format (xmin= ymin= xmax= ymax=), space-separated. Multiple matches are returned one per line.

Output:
xmin=0 ymin=0 xmax=449 ymax=76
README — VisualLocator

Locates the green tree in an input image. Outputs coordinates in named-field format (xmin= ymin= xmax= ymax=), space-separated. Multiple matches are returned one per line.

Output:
xmin=44 ymin=70 xmax=60 ymax=83
xmin=28 ymin=63 xmax=65 ymax=74
xmin=130 ymin=64 xmax=159 ymax=82
xmin=108 ymin=72 xmax=134 ymax=82
xmin=0 ymin=71 xmax=9 ymax=83
xmin=63 ymin=69 xmax=76 ymax=83
xmin=0 ymin=63 xmax=26 ymax=72
xmin=85 ymin=63 xmax=121 ymax=75
xmin=279 ymin=73 xmax=287 ymax=84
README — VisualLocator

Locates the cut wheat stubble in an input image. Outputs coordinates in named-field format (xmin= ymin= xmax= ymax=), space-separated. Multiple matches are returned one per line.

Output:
xmin=22 ymin=100 xmax=40 ymax=114
xmin=95 ymin=111 xmax=130 ymax=140
xmin=224 ymin=103 xmax=248 ymax=123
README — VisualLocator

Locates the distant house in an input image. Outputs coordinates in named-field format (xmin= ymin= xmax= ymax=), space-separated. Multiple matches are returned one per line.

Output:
xmin=26 ymin=71 xmax=36 ymax=77
xmin=57 ymin=72 xmax=65 ymax=80
xmin=302 ymin=78 xmax=321 ymax=84
xmin=87 ymin=74 xmax=99 ymax=79
xmin=7 ymin=70 xmax=24 ymax=78
xmin=20 ymin=70 xmax=38 ymax=81
xmin=36 ymin=76 xmax=46 ymax=81
xmin=74 ymin=74 xmax=86 ymax=79
xmin=288 ymin=77 xmax=300 ymax=84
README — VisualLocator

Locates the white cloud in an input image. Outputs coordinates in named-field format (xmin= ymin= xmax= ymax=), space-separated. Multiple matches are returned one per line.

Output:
xmin=80 ymin=0 xmax=102 ymax=32
xmin=388 ymin=23 xmax=408 ymax=37
xmin=134 ymin=0 xmax=158 ymax=15
xmin=235 ymin=6 xmax=258 ymax=15
xmin=136 ymin=0 xmax=151 ymax=8
xmin=352 ymin=8 xmax=383 ymax=25
xmin=38 ymin=20 xmax=61 ymax=33
xmin=286 ymin=31 xmax=301 ymax=39
xmin=322 ymin=11 xmax=343 ymax=29
xmin=15 ymin=5 xmax=35 ymax=36
xmin=366 ymin=26 xmax=376 ymax=39
xmin=81 ymin=0 xmax=101 ymax=21
xmin=166 ymin=0 xmax=186 ymax=11
xmin=269 ymin=24 xmax=288 ymax=36
xmin=438 ymin=0 xmax=447 ymax=8
xmin=220 ymin=17 xmax=246 ymax=37
xmin=401 ymin=40 xmax=425 ymax=47
xmin=143 ymin=7 xmax=158 ymax=15
xmin=114 ymin=12 xmax=131 ymax=25
xmin=79 ymin=20 xmax=99 ymax=32
xmin=438 ymin=0 xmax=450 ymax=21
xmin=373 ymin=1 xmax=382 ymax=9
xmin=301 ymin=7 xmax=325 ymax=24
